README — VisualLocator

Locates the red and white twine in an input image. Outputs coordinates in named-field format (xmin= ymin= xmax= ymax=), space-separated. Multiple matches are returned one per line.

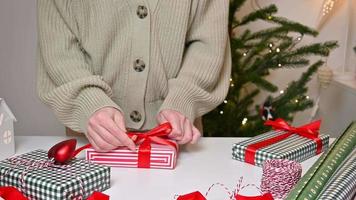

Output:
xmin=261 ymin=159 xmax=302 ymax=199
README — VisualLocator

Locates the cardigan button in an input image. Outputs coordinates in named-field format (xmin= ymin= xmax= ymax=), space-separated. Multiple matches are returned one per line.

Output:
xmin=133 ymin=59 xmax=145 ymax=72
xmin=137 ymin=5 xmax=148 ymax=19
xmin=130 ymin=111 xmax=142 ymax=123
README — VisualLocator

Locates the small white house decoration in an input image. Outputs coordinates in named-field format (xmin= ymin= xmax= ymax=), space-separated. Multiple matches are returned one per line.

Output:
xmin=0 ymin=98 xmax=16 ymax=160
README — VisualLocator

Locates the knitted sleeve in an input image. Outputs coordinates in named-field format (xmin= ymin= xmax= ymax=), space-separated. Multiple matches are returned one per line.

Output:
xmin=36 ymin=0 xmax=120 ymax=133
xmin=159 ymin=0 xmax=231 ymax=122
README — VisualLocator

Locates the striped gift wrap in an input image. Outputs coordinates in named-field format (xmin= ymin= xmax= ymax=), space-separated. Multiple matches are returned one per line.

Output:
xmin=0 ymin=149 xmax=110 ymax=200
xmin=86 ymin=144 xmax=177 ymax=170
xmin=232 ymin=130 xmax=329 ymax=167
xmin=317 ymin=148 xmax=356 ymax=200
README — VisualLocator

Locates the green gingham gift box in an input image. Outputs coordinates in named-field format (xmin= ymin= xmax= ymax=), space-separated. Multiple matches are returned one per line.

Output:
xmin=0 ymin=149 xmax=110 ymax=200
xmin=232 ymin=128 xmax=329 ymax=167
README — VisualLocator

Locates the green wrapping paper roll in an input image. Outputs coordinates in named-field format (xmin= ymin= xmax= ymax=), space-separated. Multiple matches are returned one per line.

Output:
xmin=285 ymin=122 xmax=356 ymax=200
xmin=317 ymin=148 xmax=356 ymax=200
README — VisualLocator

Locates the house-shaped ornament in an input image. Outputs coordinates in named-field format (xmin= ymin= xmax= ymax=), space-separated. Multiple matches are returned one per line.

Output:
xmin=0 ymin=98 xmax=16 ymax=160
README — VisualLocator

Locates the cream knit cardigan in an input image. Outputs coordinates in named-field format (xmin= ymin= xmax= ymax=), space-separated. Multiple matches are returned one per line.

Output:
xmin=37 ymin=0 xmax=231 ymax=133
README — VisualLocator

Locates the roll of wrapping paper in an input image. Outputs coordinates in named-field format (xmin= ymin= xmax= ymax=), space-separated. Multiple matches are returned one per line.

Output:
xmin=285 ymin=122 xmax=356 ymax=200
xmin=317 ymin=148 xmax=356 ymax=200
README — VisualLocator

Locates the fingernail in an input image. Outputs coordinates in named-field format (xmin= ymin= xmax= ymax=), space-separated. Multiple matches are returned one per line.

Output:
xmin=130 ymin=144 xmax=136 ymax=151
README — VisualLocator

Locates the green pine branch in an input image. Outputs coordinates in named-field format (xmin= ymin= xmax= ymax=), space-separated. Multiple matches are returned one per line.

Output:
xmin=203 ymin=1 xmax=338 ymax=137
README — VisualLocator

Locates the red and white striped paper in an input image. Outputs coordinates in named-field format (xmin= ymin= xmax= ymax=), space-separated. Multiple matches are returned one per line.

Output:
xmin=86 ymin=144 xmax=177 ymax=170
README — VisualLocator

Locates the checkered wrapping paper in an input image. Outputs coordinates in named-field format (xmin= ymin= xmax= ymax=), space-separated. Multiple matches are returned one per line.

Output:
xmin=317 ymin=148 xmax=356 ymax=200
xmin=0 ymin=149 xmax=110 ymax=200
xmin=232 ymin=130 xmax=329 ymax=166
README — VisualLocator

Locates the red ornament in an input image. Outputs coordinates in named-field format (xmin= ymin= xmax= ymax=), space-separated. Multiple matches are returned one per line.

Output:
xmin=48 ymin=139 xmax=77 ymax=164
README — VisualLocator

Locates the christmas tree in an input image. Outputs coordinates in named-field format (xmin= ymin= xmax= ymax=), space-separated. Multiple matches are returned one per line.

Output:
xmin=203 ymin=1 xmax=338 ymax=137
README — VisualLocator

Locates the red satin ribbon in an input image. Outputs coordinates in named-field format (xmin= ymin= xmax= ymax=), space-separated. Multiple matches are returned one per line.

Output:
xmin=177 ymin=191 xmax=206 ymax=200
xmin=0 ymin=187 xmax=27 ymax=200
xmin=74 ymin=123 xmax=176 ymax=168
xmin=127 ymin=123 xmax=177 ymax=168
xmin=177 ymin=191 xmax=274 ymax=200
xmin=235 ymin=193 xmax=274 ymax=200
xmin=0 ymin=187 xmax=108 ymax=200
xmin=245 ymin=118 xmax=323 ymax=165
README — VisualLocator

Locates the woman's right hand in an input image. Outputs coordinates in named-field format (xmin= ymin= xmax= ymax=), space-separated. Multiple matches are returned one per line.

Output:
xmin=86 ymin=107 xmax=136 ymax=152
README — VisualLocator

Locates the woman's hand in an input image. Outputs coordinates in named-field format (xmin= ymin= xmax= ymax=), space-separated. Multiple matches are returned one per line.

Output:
xmin=157 ymin=109 xmax=201 ymax=144
xmin=87 ymin=107 xmax=136 ymax=152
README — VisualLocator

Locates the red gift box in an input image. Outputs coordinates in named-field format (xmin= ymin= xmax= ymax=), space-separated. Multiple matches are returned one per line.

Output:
xmin=86 ymin=123 xmax=178 ymax=170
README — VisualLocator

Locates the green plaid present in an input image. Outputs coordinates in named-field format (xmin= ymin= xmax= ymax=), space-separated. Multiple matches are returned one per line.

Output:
xmin=232 ymin=130 xmax=329 ymax=166
xmin=0 ymin=149 xmax=110 ymax=200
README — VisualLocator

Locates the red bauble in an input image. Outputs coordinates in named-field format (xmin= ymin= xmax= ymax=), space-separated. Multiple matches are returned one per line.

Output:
xmin=48 ymin=139 xmax=77 ymax=164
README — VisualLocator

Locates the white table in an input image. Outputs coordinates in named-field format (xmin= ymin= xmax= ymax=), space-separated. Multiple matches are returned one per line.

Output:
xmin=15 ymin=136 xmax=330 ymax=200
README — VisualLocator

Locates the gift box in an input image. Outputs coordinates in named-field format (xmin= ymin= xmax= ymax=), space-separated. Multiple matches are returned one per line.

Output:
xmin=232 ymin=119 xmax=329 ymax=166
xmin=86 ymin=123 xmax=178 ymax=170
xmin=86 ymin=143 xmax=178 ymax=170
xmin=0 ymin=149 xmax=110 ymax=200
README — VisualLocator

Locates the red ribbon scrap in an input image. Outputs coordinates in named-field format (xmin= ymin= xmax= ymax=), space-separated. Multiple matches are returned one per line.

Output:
xmin=177 ymin=191 xmax=274 ymax=200
xmin=245 ymin=118 xmax=323 ymax=165
xmin=0 ymin=186 xmax=109 ymax=200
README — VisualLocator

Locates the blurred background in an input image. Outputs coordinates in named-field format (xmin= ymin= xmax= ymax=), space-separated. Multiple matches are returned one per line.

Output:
xmin=0 ymin=0 xmax=355 ymax=137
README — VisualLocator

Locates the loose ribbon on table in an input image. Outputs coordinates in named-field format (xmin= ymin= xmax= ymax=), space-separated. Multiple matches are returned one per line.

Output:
xmin=176 ymin=177 xmax=274 ymax=200
xmin=245 ymin=118 xmax=323 ymax=165
xmin=0 ymin=186 xmax=109 ymax=200
xmin=72 ymin=122 xmax=176 ymax=168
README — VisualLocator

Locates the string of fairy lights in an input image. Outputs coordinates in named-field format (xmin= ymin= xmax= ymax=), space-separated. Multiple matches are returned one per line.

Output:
xmin=220 ymin=1 xmax=313 ymax=126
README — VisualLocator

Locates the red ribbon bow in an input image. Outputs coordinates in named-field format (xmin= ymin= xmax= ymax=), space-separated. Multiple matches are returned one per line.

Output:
xmin=75 ymin=123 xmax=176 ymax=168
xmin=127 ymin=123 xmax=177 ymax=168
xmin=245 ymin=118 xmax=323 ymax=165
xmin=0 ymin=187 xmax=109 ymax=200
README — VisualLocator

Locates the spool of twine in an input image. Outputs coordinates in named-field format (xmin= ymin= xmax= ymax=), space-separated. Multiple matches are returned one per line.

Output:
xmin=261 ymin=159 xmax=302 ymax=199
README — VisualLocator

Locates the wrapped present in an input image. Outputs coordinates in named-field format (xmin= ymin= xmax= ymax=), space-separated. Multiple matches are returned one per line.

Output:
xmin=86 ymin=123 xmax=178 ymax=170
xmin=232 ymin=119 xmax=329 ymax=166
xmin=0 ymin=149 xmax=110 ymax=200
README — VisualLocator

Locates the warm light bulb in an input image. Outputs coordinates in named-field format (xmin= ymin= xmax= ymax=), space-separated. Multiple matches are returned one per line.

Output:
xmin=224 ymin=100 xmax=228 ymax=104
xmin=276 ymin=48 xmax=281 ymax=53
xmin=280 ymin=90 xmax=284 ymax=94
xmin=220 ymin=111 xmax=224 ymax=115
xmin=242 ymin=118 xmax=248 ymax=125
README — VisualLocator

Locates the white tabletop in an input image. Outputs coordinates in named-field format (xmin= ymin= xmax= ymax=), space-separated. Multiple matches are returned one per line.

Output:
xmin=14 ymin=136 xmax=330 ymax=200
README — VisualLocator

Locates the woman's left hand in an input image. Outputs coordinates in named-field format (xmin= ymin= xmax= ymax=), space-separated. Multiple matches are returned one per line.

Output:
xmin=157 ymin=109 xmax=201 ymax=144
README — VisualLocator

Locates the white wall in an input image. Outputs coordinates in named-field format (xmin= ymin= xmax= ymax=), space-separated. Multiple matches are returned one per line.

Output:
xmin=0 ymin=0 xmax=64 ymax=136
xmin=0 ymin=0 xmax=355 ymax=136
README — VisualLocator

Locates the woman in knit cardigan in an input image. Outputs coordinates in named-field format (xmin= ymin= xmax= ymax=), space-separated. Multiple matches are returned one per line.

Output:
xmin=37 ymin=0 xmax=231 ymax=151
